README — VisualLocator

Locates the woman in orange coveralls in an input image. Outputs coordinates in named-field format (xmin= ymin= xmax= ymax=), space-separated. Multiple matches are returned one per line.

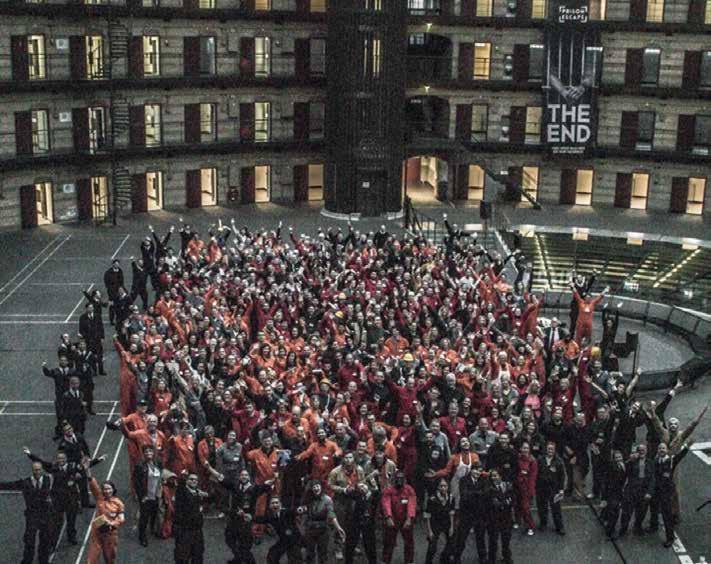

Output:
xmin=85 ymin=464 xmax=125 ymax=564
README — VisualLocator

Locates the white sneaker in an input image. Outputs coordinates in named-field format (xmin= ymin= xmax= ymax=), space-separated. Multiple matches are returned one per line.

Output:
xmin=527 ymin=529 xmax=534 ymax=536
xmin=513 ymin=523 xmax=520 ymax=529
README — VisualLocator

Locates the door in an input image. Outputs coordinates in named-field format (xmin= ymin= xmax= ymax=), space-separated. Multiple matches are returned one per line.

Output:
xmin=357 ymin=170 xmax=386 ymax=217
xmin=14 ymin=111 xmax=33 ymax=156
xmin=184 ymin=104 xmax=201 ymax=143
xmin=69 ymin=36 xmax=87 ymax=80
xmin=512 ymin=44 xmax=530 ymax=83
xmin=614 ymin=173 xmax=633 ymax=208
xmin=509 ymin=107 xmax=527 ymax=144
xmin=241 ymin=167 xmax=255 ymax=204
xmin=72 ymin=108 xmax=90 ymax=153
xmin=669 ymin=177 xmax=688 ymax=213
xmin=20 ymin=185 xmax=38 ymax=228
xmin=240 ymin=103 xmax=255 ymax=141
xmin=455 ymin=104 xmax=472 ymax=140
xmin=92 ymin=176 xmax=109 ymax=219
xmin=129 ymin=105 xmax=146 ymax=147
xmin=458 ymin=43 xmax=473 ymax=81
xmin=183 ymin=37 xmax=201 ymax=77
xmin=11 ymin=36 xmax=29 ymax=81
xmin=293 ymin=102 xmax=310 ymax=142
xmin=185 ymin=169 xmax=202 ymax=208
xmin=201 ymin=168 xmax=217 ymax=206
xmin=132 ymin=174 xmax=148 ymax=213
xmin=559 ymin=169 xmax=577 ymax=205
xmin=239 ymin=37 xmax=255 ymax=77
xmin=293 ymin=165 xmax=309 ymax=202
xmin=294 ymin=38 xmax=310 ymax=78
xmin=128 ymin=36 xmax=144 ymax=78
xmin=76 ymin=177 xmax=93 ymax=220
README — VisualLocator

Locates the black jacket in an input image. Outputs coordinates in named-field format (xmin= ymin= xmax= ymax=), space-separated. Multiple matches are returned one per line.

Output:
xmin=43 ymin=365 xmax=74 ymax=399
xmin=458 ymin=475 xmax=491 ymax=520
xmin=61 ymin=389 xmax=86 ymax=425
xmin=486 ymin=443 xmax=518 ymax=483
xmin=79 ymin=312 xmax=104 ymax=342
xmin=57 ymin=434 xmax=91 ymax=464
xmin=0 ymin=475 xmax=53 ymax=519
xmin=103 ymin=267 xmax=124 ymax=299
xmin=133 ymin=460 xmax=164 ymax=501
xmin=654 ymin=447 xmax=689 ymax=495
xmin=488 ymin=480 xmax=514 ymax=528
xmin=174 ymin=477 xmax=204 ymax=530
xmin=536 ymin=455 xmax=565 ymax=492
xmin=624 ymin=457 xmax=655 ymax=497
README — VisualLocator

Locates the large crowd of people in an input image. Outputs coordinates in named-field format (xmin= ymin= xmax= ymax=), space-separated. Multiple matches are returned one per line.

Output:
xmin=3 ymin=215 xmax=708 ymax=564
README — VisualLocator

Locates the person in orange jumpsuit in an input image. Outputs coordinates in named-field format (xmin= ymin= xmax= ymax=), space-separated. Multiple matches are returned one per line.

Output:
xmin=84 ymin=469 xmax=125 ymax=564
xmin=197 ymin=425 xmax=223 ymax=506
xmin=571 ymin=285 xmax=608 ymax=345
xmin=166 ymin=422 xmax=197 ymax=476
xmin=296 ymin=427 xmax=342 ymax=485
xmin=245 ymin=433 xmax=281 ymax=537
xmin=113 ymin=335 xmax=140 ymax=417
xmin=381 ymin=471 xmax=417 ymax=564
xmin=106 ymin=400 xmax=148 ymax=495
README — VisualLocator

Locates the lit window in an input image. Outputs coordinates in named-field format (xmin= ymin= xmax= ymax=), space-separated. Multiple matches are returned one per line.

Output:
xmin=255 ymin=165 xmax=270 ymax=202
xmin=86 ymin=35 xmax=104 ymax=80
xmin=35 ymin=182 xmax=54 ymax=225
xmin=146 ymin=171 xmax=163 ymax=211
xmin=143 ymin=36 xmax=160 ymax=77
xmin=255 ymin=102 xmax=271 ymax=142
xmin=701 ymin=51 xmax=711 ymax=88
xmin=255 ymin=36 xmax=271 ymax=77
xmin=522 ymin=166 xmax=539 ymax=201
xmin=476 ymin=0 xmax=492 ymax=17
xmin=706 ymin=0 xmax=711 ymax=24
xmin=31 ymin=109 xmax=50 ymax=154
xmin=525 ymin=106 xmax=542 ymax=144
xmin=686 ymin=177 xmax=706 ymax=215
xmin=373 ymin=38 xmax=382 ymax=77
xmin=575 ymin=169 xmax=593 ymax=206
xmin=255 ymin=0 xmax=271 ymax=9
xmin=200 ymin=168 xmax=218 ymax=206
xmin=310 ymin=0 xmax=326 ymax=11
xmin=308 ymin=164 xmax=324 ymax=200
xmin=631 ymin=172 xmax=649 ymax=210
xmin=91 ymin=176 xmax=108 ymax=220
xmin=200 ymin=103 xmax=217 ymax=142
xmin=531 ymin=0 xmax=547 ymax=18
xmin=471 ymin=104 xmax=488 ymax=141
xmin=646 ymin=0 xmax=664 ymax=22
xmin=473 ymin=43 xmax=491 ymax=80
xmin=366 ymin=0 xmax=382 ymax=10
xmin=88 ymin=106 xmax=106 ymax=154
xmin=144 ymin=104 xmax=162 ymax=147
xmin=28 ymin=35 xmax=46 ymax=80
xmin=636 ymin=111 xmax=655 ymax=150
xmin=468 ymin=165 xmax=485 ymax=201
xmin=200 ymin=37 xmax=216 ymax=75
xmin=199 ymin=0 xmax=214 ymax=7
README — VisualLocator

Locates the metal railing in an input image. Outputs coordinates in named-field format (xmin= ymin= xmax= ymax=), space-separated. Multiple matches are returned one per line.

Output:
xmin=403 ymin=196 xmax=443 ymax=243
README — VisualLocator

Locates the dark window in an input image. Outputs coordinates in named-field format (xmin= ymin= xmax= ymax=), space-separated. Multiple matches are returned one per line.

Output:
xmin=310 ymin=39 xmax=326 ymax=76
xmin=641 ymin=48 xmax=660 ymax=86
xmin=310 ymin=101 xmax=325 ymax=140
xmin=701 ymin=51 xmax=711 ymax=87
xmin=528 ymin=45 xmax=544 ymax=81
xmin=636 ymin=111 xmax=655 ymax=149
xmin=695 ymin=115 xmax=711 ymax=148
xmin=199 ymin=37 xmax=216 ymax=75
xmin=471 ymin=104 xmax=488 ymax=141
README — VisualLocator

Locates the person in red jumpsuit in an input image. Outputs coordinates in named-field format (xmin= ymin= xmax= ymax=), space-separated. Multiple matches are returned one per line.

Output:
xmin=571 ymin=284 xmax=608 ymax=344
xmin=381 ymin=470 xmax=417 ymax=564
xmin=514 ymin=442 xmax=538 ymax=534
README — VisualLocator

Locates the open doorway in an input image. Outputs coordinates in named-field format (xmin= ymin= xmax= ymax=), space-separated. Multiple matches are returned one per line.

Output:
xmin=403 ymin=156 xmax=449 ymax=204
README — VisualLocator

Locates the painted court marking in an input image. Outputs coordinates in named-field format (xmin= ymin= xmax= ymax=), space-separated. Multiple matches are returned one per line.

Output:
xmin=111 ymin=234 xmax=131 ymax=260
xmin=0 ymin=235 xmax=63 ymax=294
xmin=690 ymin=442 xmax=711 ymax=466
xmin=64 ymin=283 xmax=94 ymax=323
xmin=0 ymin=235 xmax=71 ymax=307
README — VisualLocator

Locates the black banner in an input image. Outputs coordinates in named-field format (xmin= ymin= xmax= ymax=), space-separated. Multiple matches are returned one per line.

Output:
xmin=544 ymin=0 xmax=601 ymax=156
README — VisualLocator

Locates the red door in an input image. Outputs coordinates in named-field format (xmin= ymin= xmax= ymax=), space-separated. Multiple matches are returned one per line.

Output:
xmin=76 ymin=178 xmax=93 ymax=220
xmin=128 ymin=36 xmax=144 ymax=79
xmin=239 ymin=38 xmax=255 ymax=78
xmin=184 ymin=104 xmax=201 ymax=143
xmin=20 ymin=185 xmax=38 ymax=229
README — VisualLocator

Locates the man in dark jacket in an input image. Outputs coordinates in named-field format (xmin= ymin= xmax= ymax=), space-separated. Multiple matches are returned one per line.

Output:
xmin=56 ymin=423 xmax=93 ymax=508
xmin=536 ymin=441 xmax=566 ymax=534
xmin=254 ymin=496 xmax=307 ymax=564
xmin=486 ymin=432 xmax=518 ymax=483
xmin=130 ymin=257 xmax=149 ymax=310
xmin=0 ymin=460 xmax=54 ymax=564
xmin=42 ymin=356 xmax=75 ymax=439
xmin=133 ymin=446 xmax=165 ymax=547
xmin=78 ymin=303 xmax=105 ymax=375
xmin=453 ymin=463 xmax=491 ymax=564
xmin=650 ymin=441 xmax=691 ymax=548
xmin=60 ymin=376 xmax=87 ymax=435
xmin=620 ymin=443 xmax=655 ymax=536
xmin=103 ymin=259 xmax=124 ymax=325
xmin=174 ymin=472 xmax=207 ymax=563
xmin=74 ymin=340 xmax=96 ymax=415
xmin=487 ymin=468 xmax=515 ymax=564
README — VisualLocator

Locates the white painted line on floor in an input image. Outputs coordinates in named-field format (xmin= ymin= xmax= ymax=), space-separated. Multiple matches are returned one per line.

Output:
xmin=0 ymin=235 xmax=62 ymax=294
xmin=0 ymin=314 xmax=67 ymax=317
xmin=111 ymin=234 xmax=131 ymax=260
xmin=0 ymin=321 xmax=74 ymax=325
xmin=690 ymin=442 xmax=711 ymax=466
xmin=29 ymin=283 xmax=89 ymax=286
xmin=677 ymin=557 xmax=693 ymax=564
xmin=64 ymin=283 xmax=93 ymax=323
xmin=0 ymin=400 xmax=116 ymax=404
xmin=0 ymin=402 xmax=7 ymax=414
xmin=73 ymin=434 xmax=124 ymax=564
xmin=0 ymin=412 xmax=115 ymax=416
xmin=50 ymin=401 xmax=118 ymax=562
xmin=0 ymin=235 xmax=71 ymax=307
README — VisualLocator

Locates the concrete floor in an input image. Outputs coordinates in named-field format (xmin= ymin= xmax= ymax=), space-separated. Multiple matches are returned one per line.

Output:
xmin=0 ymin=206 xmax=709 ymax=564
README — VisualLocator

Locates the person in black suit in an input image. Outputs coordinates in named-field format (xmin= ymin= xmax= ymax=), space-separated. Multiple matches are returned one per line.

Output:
xmin=130 ymin=257 xmax=149 ymax=310
xmin=542 ymin=318 xmax=563 ymax=370
xmin=133 ymin=446 xmax=165 ymax=547
xmin=174 ymin=472 xmax=208 ymax=564
xmin=0 ymin=460 xmax=54 ymax=564
xmin=103 ymin=259 xmax=124 ymax=325
xmin=78 ymin=303 xmax=105 ymax=375
xmin=74 ymin=340 xmax=96 ymax=415
xmin=57 ymin=423 xmax=94 ymax=508
xmin=23 ymin=447 xmax=106 ymax=546
xmin=57 ymin=334 xmax=77 ymax=368
xmin=650 ymin=441 xmax=692 ymax=548
xmin=536 ymin=441 xmax=566 ymax=535
xmin=42 ymin=356 xmax=74 ymax=439
xmin=620 ymin=443 xmax=655 ymax=536
xmin=487 ymin=468 xmax=515 ymax=564
xmin=60 ymin=376 xmax=87 ymax=435
xmin=453 ymin=464 xmax=491 ymax=564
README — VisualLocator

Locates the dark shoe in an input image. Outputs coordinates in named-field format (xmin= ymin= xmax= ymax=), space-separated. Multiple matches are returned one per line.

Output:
xmin=88 ymin=410 xmax=97 ymax=416
xmin=99 ymin=371 xmax=107 ymax=376
xmin=556 ymin=529 xmax=566 ymax=536
xmin=82 ymin=503 xmax=95 ymax=509
xmin=68 ymin=537 xmax=78 ymax=545
xmin=140 ymin=538 xmax=148 ymax=547
xmin=663 ymin=539 xmax=674 ymax=548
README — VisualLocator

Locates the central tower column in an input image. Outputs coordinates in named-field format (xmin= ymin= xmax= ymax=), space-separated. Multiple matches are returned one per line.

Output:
xmin=324 ymin=0 xmax=407 ymax=217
